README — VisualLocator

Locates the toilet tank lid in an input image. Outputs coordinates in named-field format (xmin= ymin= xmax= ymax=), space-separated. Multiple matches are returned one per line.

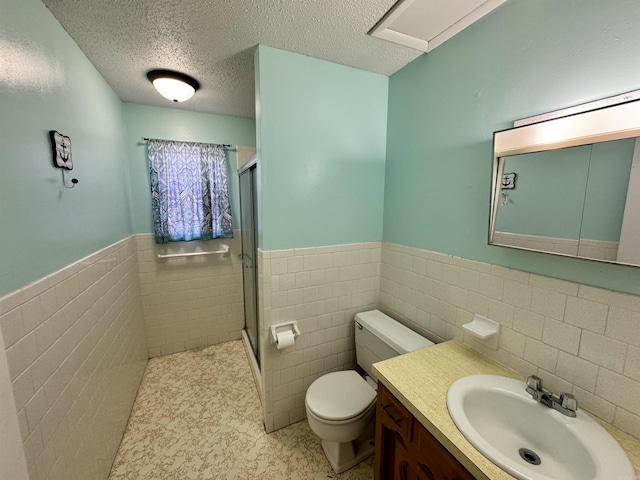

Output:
xmin=355 ymin=310 xmax=434 ymax=354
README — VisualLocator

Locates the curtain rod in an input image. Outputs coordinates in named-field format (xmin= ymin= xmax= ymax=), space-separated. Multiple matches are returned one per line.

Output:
xmin=141 ymin=137 xmax=232 ymax=148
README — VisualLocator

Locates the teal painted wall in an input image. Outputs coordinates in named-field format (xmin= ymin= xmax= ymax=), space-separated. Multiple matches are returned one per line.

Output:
xmin=496 ymin=138 xmax=635 ymax=242
xmin=495 ymin=139 xmax=634 ymax=242
xmin=123 ymin=104 xmax=256 ymax=233
xmin=384 ymin=0 xmax=640 ymax=294
xmin=0 ymin=0 xmax=133 ymax=296
xmin=255 ymin=46 xmax=388 ymax=250
xmin=495 ymin=147 xmax=591 ymax=239
xmin=582 ymin=138 xmax=634 ymax=241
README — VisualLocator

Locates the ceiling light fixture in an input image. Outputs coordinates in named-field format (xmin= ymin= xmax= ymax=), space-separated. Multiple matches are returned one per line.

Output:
xmin=147 ymin=69 xmax=200 ymax=103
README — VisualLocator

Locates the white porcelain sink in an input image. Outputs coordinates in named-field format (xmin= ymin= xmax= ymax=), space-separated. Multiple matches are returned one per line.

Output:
xmin=446 ymin=375 xmax=635 ymax=480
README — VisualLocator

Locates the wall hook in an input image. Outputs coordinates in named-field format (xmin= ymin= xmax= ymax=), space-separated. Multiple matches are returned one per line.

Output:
xmin=61 ymin=169 xmax=79 ymax=189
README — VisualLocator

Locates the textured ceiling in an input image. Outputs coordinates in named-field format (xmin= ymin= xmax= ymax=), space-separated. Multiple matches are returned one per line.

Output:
xmin=41 ymin=0 xmax=424 ymax=118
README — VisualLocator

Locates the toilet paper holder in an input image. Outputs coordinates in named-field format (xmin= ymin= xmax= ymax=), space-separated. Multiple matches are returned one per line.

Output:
xmin=270 ymin=321 xmax=301 ymax=344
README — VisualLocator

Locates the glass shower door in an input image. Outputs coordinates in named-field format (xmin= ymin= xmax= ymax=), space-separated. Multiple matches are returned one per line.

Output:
xmin=239 ymin=162 xmax=259 ymax=365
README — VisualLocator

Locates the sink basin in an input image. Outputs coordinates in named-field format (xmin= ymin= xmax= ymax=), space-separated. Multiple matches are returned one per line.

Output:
xmin=446 ymin=375 xmax=635 ymax=480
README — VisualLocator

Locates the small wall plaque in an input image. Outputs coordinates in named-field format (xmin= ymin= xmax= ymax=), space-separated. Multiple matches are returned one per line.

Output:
xmin=49 ymin=131 xmax=73 ymax=170
xmin=502 ymin=172 xmax=517 ymax=190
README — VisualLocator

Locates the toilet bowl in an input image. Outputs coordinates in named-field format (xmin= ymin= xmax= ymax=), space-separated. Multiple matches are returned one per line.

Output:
xmin=305 ymin=370 xmax=377 ymax=473
xmin=304 ymin=310 xmax=435 ymax=474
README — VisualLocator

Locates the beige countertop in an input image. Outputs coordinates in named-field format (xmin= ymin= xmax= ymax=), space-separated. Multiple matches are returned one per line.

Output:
xmin=372 ymin=340 xmax=640 ymax=480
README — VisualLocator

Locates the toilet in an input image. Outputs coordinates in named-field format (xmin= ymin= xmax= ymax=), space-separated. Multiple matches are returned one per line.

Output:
xmin=305 ymin=309 xmax=434 ymax=473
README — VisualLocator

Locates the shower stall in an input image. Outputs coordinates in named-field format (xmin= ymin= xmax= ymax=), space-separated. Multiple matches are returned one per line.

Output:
xmin=239 ymin=158 xmax=259 ymax=366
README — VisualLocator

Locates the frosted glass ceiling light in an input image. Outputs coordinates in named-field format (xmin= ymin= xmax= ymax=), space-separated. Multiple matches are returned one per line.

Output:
xmin=147 ymin=70 xmax=200 ymax=102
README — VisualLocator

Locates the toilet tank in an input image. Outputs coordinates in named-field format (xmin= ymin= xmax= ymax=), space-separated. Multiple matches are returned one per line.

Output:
xmin=355 ymin=310 xmax=434 ymax=381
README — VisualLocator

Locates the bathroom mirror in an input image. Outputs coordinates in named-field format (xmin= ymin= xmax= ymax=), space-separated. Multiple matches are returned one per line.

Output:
xmin=489 ymin=97 xmax=640 ymax=267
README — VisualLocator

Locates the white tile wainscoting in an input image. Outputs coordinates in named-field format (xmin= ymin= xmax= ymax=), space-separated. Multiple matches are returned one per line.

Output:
xmin=0 ymin=326 xmax=29 ymax=480
xmin=577 ymin=238 xmax=620 ymax=262
xmin=1 ymin=235 xmax=639 ymax=480
xmin=257 ymin=243 xmax=381 ymax=433
xmin=256 ymin=240 xmax=640 ymax=440
xmin=0 ymin=237 xmax=148 ymax=480
xmin=379 ymin=242 xmax=640 ymax=439
xmin=493 ymin=231 xmax=619 ymax=262
xmin=135 ymin=233 xmax=244 ymax=358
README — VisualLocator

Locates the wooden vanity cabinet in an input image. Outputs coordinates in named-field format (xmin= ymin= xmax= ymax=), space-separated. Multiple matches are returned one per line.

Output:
xmin=375 ymin=383 xmax=475 ymax=480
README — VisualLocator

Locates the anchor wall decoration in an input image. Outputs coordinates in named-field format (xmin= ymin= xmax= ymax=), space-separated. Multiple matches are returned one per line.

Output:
xmin=49 ymin=130 xmax=78 ymax=188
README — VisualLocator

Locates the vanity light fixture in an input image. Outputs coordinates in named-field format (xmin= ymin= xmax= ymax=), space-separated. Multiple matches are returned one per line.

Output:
xmin=147 ymin=69 xmax=200 ymax=102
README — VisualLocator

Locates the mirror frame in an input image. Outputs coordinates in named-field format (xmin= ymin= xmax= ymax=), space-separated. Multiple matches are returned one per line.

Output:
xmin=489 ymin=98 xmax=640 ymax=266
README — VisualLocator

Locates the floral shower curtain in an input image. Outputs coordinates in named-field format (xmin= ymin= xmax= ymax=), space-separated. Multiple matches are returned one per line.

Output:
xmin=148 ymin=139 xmax=233 ymax=243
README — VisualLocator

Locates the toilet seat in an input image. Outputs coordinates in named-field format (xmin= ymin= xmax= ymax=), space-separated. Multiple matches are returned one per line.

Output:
xmin=306 ymin=398 xmax=376 ymax=427
xmin=305 ymin=370 xmax=376 ymax=422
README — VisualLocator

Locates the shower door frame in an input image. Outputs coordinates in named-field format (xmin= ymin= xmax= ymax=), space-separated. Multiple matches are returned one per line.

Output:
xmin=239 ymin=158 xmax=260 ymax=366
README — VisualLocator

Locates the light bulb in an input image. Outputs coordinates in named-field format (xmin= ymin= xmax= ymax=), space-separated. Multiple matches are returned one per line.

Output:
xmin=147 ymin=70 xmax=200 ymax=103
xmin=152 ymin=77 xmax=196 ymax=102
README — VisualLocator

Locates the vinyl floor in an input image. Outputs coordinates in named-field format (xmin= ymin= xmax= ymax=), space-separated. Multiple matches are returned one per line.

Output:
xmin=108 ymin=340 xmax=374 ymax=480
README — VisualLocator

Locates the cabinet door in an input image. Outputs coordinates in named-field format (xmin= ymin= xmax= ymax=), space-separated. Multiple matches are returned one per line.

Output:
xmin=375 ymin=384 xmax=475 ymax=480
xmin=375 ymin=416 xmax=401 ymax=480
xmin=375 ymin=384 xmax=414 ymax=480
xmin=395 ymin=439 xmax=422 ymax=480
xmin=378 ymin=384 xmax=413 ymax=443
xmin=415 ymin=422 xmax=475 ymax=480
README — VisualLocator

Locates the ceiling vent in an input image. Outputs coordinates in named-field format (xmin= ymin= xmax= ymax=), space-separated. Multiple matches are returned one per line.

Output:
xmin=369 ymin=0 xmax=506 ymax=53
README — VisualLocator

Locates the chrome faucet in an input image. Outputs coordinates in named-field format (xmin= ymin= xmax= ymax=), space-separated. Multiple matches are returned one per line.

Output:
xmin=525 ymin=375 xmax=578 ymax=417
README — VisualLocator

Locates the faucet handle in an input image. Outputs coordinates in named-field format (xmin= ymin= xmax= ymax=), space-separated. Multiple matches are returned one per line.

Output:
xmin=526 ymin=375 xmax=543 ymax=391
xmin=560 ymin=393 xmax=578 ymax=412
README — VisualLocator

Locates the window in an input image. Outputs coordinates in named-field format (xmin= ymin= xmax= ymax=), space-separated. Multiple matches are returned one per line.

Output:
xmin=147 ymin=139 xmax=232 ymax=243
